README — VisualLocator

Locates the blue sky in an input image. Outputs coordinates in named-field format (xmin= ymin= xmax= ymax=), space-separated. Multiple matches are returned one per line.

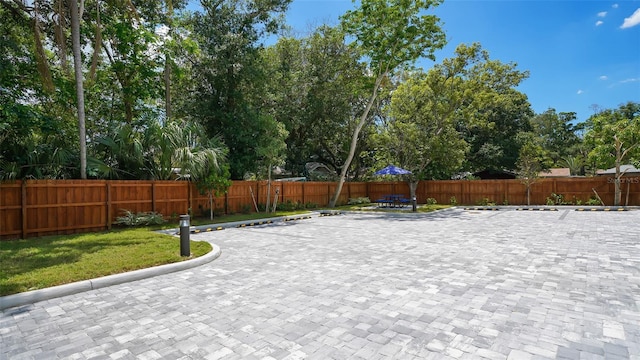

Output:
xmin=281 ymin=0 xmax=640 ymax=123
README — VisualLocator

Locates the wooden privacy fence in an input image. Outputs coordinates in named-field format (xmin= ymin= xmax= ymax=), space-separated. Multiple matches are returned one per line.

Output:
xmin=1 ymin=177 xmax=637 ymax=239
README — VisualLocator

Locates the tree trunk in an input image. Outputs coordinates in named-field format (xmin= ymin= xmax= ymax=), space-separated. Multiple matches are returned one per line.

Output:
xmin=614 ymin=135 xmax=623 ymax=206
xmin=409 ymin=179 xmax=419 ymax=204
xmin=328 ymin=75 xmax=384 ymax=207
xmin=70 ymin=0 xmax=87 ymax=179
xmin=614 ymin=162 xmax=621 ymax=206
xmin=526 ymin=185 xmax=531 ymax=206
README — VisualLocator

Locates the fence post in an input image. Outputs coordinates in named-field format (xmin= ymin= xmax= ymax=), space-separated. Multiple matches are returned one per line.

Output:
xmin=21 ymin=180 xmax=27 ymax=239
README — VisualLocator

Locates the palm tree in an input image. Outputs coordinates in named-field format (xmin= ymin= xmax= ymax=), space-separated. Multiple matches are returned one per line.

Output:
xmin=145 ymin=121 xmax=224 ymax=181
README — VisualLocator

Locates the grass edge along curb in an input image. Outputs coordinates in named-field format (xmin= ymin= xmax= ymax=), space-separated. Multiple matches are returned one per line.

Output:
xmin=0 ymin=244 xmax=222 ymax=311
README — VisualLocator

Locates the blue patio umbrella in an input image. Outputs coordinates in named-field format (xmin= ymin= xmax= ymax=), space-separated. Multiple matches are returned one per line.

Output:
xmin=375 ymin=165 xmax=412 ymax=198
xmin=374 ymin=165 xmax=412 ymax=175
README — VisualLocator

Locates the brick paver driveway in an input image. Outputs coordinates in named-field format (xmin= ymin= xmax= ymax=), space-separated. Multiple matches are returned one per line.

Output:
xmin=2 ymin=209 xmax=639 ymax=359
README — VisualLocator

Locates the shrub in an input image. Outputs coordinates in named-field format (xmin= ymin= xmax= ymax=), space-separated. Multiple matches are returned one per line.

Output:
xmin=477 ymin=198 xmax=496 ymax=206
xmin=547 ymin=193 xmax=572 ymax=205
xmin=449 ymin=196 xmax=457 ymax=206
xmin=426 ymin=198 xmax=437 ymax=205
xmin=587 ymin=197 xmax=601 ymax=205
xmin=348 ymin=197 xmax=371 ymax=205
xmin=115 ymin=210 xmax=166 ymax=226
xmin=276 ymin=200 xmax=306 ymax=211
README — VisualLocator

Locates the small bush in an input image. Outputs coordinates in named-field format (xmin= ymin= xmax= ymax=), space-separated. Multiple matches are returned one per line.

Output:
xmin=276 ymin=200 xmax=306 ymax=211
xmin=547 ymin=193 xmax=572 ymax=205
xmin=587 ymin=197 xmax=601 ymax=205
xmin=115 ymin=210 xmax=166 ymax=226
xmin=502 ymin=199 xmax=509 ymax=205
xmin=477 ymin=198 xmax=496 ymax=206
xmin=449 ymin=196 xmax=457 ymax=206
xmin=426 ymin=198 xmax=437 ymax=205
xmin=348 ymin=197 xmax=371 ymax=205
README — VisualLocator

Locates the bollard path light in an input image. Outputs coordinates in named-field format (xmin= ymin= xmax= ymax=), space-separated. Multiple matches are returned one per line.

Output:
xmin=179 ymin=214 xmax=190 ymax=257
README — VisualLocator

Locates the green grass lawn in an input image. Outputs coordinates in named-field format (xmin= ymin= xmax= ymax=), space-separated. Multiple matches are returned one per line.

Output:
xmin=0 ymin=229 xmax=211 ymax=296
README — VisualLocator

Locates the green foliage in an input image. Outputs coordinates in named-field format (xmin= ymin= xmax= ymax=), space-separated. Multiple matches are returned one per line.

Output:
xmin=516 ymin=132 xmax=553 ymax=205
xmin=586 ymin=197 xmax=601 ymax=206
xmin=186 ymin=0 xmax=290 ymax=179
xmin=262 ymin=27 xmax=372 ymax=176
xmin=115 ymin=210 xmax=166 ymax=226
xmin=530 ymin=109 xmax=580 ymax=165
xmin=426 ymin=198 xmax=437 ymax=205
xmin=546 ymin=193 xmax=572 ymax=205
xmin=92 ymin=120 xmax=226 ymax=180
xmin=376 ymin=43 xmax=529 ymax=182
xmin=340 ymin=0 xmax=446 ymax=73
xmin=449 ymin=196 xmax=458 ymax=206
xmin=197 ymin=162 xmax=232 ymax=220
xmin=477 ymin=198 xmax=496 ymax=206
xmin=348 ymin=197 xmax=371 ymax=205
xmin=583 ymin=102 xmax=640 ymax=205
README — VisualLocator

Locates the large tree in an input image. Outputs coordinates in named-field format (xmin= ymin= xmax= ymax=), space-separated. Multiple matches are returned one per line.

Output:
xmin=328 ymin=0 xmax=447 ymax=207
xmin=529 ymin=108 xmax=580 ymax=165
xmin=186 ymin=0 xmax=291 ymax=179
xmin=375 ymin=43 xmax=531 ymax=200
xmin=261 ymin=26 xmax=371 ymax=177
xmin=584 ymin=102 xmax=640 ymax=206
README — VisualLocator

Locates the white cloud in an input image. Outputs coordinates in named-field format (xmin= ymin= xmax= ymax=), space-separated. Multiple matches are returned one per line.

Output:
xmin=613 ymin=4 xmax=619 ymax=9
xmin=596 ymin=20 xmax=604 ymax=26
xmin=621 ymin=8 xmax=640 ymax=29
xmin=598 ymin=11 xmax=607 ymax=17
xmin=599 ymin=75 xmax=608 ymax=80
xmin=620 ymin=78 xmax=639 ymax=83
xmin=577 ymin=90 xmax=584 ymax=95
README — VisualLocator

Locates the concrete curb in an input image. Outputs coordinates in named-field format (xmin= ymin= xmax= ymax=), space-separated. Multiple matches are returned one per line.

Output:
xmin=0 ymin=244 xmax=222 ymax=311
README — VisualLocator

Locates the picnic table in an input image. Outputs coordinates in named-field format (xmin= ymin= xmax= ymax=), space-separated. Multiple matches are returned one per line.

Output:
xmin=374 ymin=194 xmax=411 ymax=208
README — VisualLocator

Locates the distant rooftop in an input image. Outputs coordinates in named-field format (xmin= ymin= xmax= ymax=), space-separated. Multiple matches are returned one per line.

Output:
xmin=539 ymin=168 xmax=571 ymax=178
xmin=596 ymin=165 xmax=640 ymax=175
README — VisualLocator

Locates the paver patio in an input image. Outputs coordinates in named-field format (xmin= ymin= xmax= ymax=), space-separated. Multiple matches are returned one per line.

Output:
xmin=1 ymin=208 xmax=639 ymax=359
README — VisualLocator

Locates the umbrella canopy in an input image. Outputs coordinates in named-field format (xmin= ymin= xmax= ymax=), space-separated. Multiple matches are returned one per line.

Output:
xmin=374 ymin=165 xmax=412 ymax=175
